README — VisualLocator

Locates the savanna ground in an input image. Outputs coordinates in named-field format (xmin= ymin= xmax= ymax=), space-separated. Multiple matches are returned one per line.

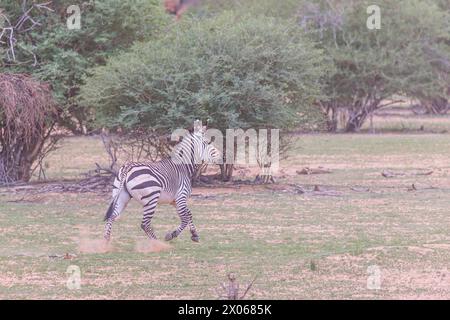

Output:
xmin=1 ymin=112 xmax=450 ymax=299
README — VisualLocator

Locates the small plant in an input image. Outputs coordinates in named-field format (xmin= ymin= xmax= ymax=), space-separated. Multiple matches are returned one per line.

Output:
xmin=216 ymin=273 xmax=257 ymax=300
xmin=309 ymin=260 xmax=317 ymax=272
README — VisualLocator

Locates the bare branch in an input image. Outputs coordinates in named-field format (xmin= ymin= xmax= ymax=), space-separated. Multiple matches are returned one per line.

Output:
xmin=0 ymin=1 xmax=54 ymax=64
xmin=240 ymin=276 xmax=257 ymax=300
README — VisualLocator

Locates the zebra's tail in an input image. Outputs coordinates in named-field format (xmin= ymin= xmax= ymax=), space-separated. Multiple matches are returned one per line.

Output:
xmin=103 ymin=165 xmax=128 ymax=221
xmin=104 ymin=200 xmax=116 ymax=222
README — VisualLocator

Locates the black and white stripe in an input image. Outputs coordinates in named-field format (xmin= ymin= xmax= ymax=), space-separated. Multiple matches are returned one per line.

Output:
xmin=103 ymin=130 xmax=221 ymax=243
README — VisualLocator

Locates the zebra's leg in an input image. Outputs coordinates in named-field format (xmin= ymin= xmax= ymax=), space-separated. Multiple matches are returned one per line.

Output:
xmin=104 ymin=187 xmax=131 ymax=241
xmin=165 ymin=197 xmax=198 ymax=242
xmin=104 ymin=218 xmax=115 ymax=242
xmin=140 ymin=192 xmax=161 ymax=240
xmin=189 ymin=219 xmax=200 ymax=242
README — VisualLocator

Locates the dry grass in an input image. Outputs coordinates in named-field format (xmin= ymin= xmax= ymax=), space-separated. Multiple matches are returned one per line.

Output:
xmin=1 ymin=133 xmax=450 ymax=299
xmin=362 ymin=104 xmax=450 ymax=133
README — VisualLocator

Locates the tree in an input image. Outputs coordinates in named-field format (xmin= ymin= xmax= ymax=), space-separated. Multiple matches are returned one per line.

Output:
xmin=1 ymin=0 xmax=169 ymax=134
xmin=0 ymin=73 xmax=56 ymax=184
xmin=80 ymin=12 xmax=330 ymax=181
xmin=0 ymin=1 xmax=169 ymax=183
xmin=299 ymin=0 xmax=450 ymax=131
xmin=416 ymin=0 xmax=450 ymax=114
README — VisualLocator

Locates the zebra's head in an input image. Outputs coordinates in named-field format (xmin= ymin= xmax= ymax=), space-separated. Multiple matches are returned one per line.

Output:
xmin=193 ymin=129 xmax=221 ymax=165
xmin=171 ymin=127 xmax=221 ymax=166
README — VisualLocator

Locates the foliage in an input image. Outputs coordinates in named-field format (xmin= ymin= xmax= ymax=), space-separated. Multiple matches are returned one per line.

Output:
xmin=299 ymin=0 xmax=450 ymax=131
xmin=0 ymin=0 xmax=169 ymax=133
xmin=193 ymin=0 xmax=302 ymax=19
xmin=81 ymin=12 xmax=330 ymax=133
xmin=418 ymin=0 xmax=450 ymax=114
xmin=80 ymin=12 xmax=331 ymax=180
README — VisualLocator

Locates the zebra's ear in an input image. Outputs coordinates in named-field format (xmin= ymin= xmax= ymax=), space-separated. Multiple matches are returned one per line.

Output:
xmin=193 ymin=119 xmax=206 ymax=136
xmin=194 ymin=119 xmax=202 ymax=134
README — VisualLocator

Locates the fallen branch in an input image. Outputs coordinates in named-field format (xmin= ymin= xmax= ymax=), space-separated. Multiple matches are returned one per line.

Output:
xmin=381 ymin=169 xmax=433 ymax=178
xmin=350 ymin=186 xmax=370 ymax=192
xmin=296 ymin=167 xmax=332 ymax=175
xmin=408 ymin=183 xmax=438 ymax=192
xmin=311 ymin=185 xmax=343 ymax=196
xmin=279 ymin=184 xmax=343 ymax=196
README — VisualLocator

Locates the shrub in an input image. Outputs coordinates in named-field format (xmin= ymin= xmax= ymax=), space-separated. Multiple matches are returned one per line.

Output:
xmin=81 ymin=12 xmax=331 ymax=180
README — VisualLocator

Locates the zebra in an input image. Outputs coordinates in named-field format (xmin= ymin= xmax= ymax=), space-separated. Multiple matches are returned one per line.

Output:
xmin=103 ymin=128 xmax=221 ymax=243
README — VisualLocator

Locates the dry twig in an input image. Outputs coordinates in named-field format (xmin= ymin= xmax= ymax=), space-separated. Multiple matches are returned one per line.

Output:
xmin=216 ymin=273 xmax=258 ymax=300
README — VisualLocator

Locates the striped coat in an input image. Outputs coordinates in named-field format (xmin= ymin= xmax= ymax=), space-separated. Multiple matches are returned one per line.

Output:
xmin=103 ymin=131 xmax=221 ymax=243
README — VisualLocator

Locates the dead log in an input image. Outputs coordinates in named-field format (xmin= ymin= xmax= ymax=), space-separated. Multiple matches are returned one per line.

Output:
xmin=407 ymin=183 xmax=438 ymax=191
xmin=382 ymin=170 xmax=433 ymax=178
xmin=296 ymin=167 xmax=332 ymax=175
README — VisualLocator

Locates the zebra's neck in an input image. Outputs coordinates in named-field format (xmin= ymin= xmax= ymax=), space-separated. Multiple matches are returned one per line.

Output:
xmin=167 ymin=136 xmax=201 ymax=179
xmin=163 ymin=157 xmax=200 ymax=179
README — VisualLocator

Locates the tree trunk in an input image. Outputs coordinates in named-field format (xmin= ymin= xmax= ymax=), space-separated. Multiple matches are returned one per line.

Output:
xmin=0 ymin=126 xmax=48 ymax=184
xmin=328 ymin=105 xmax=338 ymax=132
xmin=345 ymin=111 xmax=368 ymax=132
xmin=0 ymin=143 xmax=37 ymax=183
xmin=421 ymin=98 xmax=449 ymax=115
xmin=321 ymin=102 xmax=339 ymax=132
xmin=220 ymin=164 xmax=234 ymax=182
xmin=345 ymin=99 xmax=382 ymax=132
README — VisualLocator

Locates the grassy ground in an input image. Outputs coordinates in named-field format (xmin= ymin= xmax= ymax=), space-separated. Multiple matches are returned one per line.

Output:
xmin=363 ymin=104 xmax=450 ymax=133
xmin=1 ymin=133 xmax=450 ymax=299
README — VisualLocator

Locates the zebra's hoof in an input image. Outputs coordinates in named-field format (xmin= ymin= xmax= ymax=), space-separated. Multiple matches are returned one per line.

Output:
xmin=191 ymin=235 xmax=200 ymax=242
xmin=165 ymin=231 xmax=177 ymax=241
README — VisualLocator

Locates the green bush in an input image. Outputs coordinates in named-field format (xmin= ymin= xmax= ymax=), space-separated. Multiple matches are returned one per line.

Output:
xmin=81 ymin=12 xmax=331 ymax=134
xmin=1 ymin=0 xmax=168 ymax=133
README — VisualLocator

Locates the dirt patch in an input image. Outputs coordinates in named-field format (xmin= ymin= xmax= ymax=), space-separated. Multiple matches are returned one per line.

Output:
xmin=382 ymin=268 xmax=450 ymax=297
xmin=423 ymin=243 xmax=450 ymax=250
xmin=407 ymin=246 xmax=434 ymax=255
xmin=134 ymin=239 xmax=172 ymax=253
xmin=77 ymin=227 xmax=113 ymax=254
xmin=78 ymin=238 xmax=113 ymax=254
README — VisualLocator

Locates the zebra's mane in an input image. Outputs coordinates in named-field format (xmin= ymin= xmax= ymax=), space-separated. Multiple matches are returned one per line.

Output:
xmin=169 ymin=132 xmax=204 ymax=168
